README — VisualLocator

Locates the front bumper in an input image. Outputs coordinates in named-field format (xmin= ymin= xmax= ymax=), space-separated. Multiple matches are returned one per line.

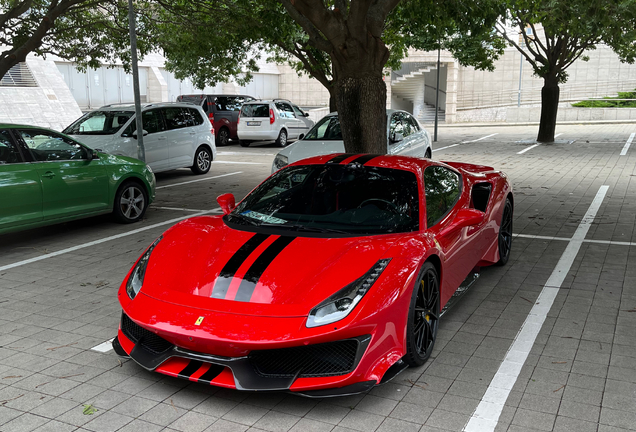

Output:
xmin=113 ymin=313 xmax=374 ymax=396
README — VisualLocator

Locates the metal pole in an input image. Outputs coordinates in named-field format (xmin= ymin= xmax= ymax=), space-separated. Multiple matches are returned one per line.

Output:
xmin=128 ymin=0 xmax=145 ymax=162
xmin=518 ymin=43 xmax=524 ymax=107
xmin=434 ymin=46 xmax=441 ymax=142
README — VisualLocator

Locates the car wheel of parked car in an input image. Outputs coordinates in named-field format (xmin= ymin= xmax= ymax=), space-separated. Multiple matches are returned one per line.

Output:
xmin=191 ymin=146 xmax=212 ymax=175
xmin=239 ymin=140 xmax=251 ymax=147
xmin=275 ymin=129 xmax=288 ymax=147
xmin=404 ymin=262 xmax=439 ymax=367
xmin=496 ymin=198 xmax=513 ymax=266
xmin=425 ymin=148 xmax=432 ymax=159
xmin=113 ymin=180 xmax=148 ymax=224
xmin=217 ymin=127 xmax=230 ymax=146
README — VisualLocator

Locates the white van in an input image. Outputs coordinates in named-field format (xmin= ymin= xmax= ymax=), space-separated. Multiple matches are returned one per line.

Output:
xmin=64 ymin=102 xmax=216 ymax=174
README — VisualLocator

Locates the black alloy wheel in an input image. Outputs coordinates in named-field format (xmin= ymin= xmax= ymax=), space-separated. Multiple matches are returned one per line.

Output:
xmin=497 ymin=198 xmax=513 ymax=266
xmin=404 ymin=262 xmax=440 ymax=366
xmin=217 ymin=127 xmax=230 ymax=146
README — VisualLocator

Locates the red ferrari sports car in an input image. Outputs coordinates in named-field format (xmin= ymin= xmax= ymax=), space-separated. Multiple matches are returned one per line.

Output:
xmin=113 ymin=153 xmax=513 ymax=397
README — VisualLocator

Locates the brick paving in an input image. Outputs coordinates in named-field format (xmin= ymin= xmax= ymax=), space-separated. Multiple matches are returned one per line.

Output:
xmin=1 ymin=123 xmax=636 ymax=431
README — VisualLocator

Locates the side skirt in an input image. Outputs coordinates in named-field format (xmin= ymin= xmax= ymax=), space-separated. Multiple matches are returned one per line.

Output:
xmin=440 ymin=270 xmax=480 ymax=317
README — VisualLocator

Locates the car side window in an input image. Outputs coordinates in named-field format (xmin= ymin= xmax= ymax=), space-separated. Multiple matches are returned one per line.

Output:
xmin=19 ymin=129 xmax=88 ymax=162
xmin=408 ymin=114 xmax=420 ymax=132
xmin=0 ymin=130 xmax=22 ymax=164
xmin=142 ymin=109 xmax=166 ymax=134
xmin=389 ymin=113 xmax=407 ymax=143
xmin=163 ymin=107 xmax=189 ymax=130
xmin=424 ymin=165 xmax=461 ymax=228
xmin=185 ymin=108 xmax=204 ymax=126
xmin=275 ymin=102 xmax=294 ymax=118
xmin=215 ymin=97 xmax=229 ymax=111
xmin=292 ymin=105 xmax=304 ymax=117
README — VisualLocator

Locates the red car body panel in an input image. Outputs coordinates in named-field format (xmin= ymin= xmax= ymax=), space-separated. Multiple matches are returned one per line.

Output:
xmin=115 ymin=154 xmax=512 ymax=395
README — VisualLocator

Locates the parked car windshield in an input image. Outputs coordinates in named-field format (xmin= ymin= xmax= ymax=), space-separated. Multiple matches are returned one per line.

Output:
xmin=64 ymin=111 xmax=133 ymax=135
xmin=240 ymin=104 xmax=269 ymax=118
xmin=304 ymin=115 xmax=342 ymax=141
xmin=227 ymin=164 xmax=420 ymax=236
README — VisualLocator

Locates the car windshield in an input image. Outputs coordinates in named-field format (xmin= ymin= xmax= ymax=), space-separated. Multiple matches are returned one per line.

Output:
xmin=227 ymin=164 xmax=420 ymax=236
xmin=63 ymin=111 xmax=133 ymax=135
xmin=304 ymin=115 xmax=342 ymax=140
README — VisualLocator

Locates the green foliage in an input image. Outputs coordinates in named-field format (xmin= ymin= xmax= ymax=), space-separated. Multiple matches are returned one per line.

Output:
xmin=0 ymin=0 xmax=150 ymax=77
xmin=572 ymin=89 xmax=636 ymax=107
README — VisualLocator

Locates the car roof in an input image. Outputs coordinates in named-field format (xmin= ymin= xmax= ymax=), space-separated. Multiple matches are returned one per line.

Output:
xmin=0 ymin=123 xmax=55 ymax=130
xmin=94 ymin=102 xmax=204 ymax=112
xmin=178 ymin=94 xmax=254 ymax=98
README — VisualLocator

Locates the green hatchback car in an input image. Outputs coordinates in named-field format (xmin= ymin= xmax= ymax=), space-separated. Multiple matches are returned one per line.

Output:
xmin=0 ymin=124 xmax=156 ymax=235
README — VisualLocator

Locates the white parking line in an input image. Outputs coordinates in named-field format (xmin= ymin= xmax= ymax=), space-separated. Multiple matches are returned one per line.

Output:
xmin=620 ymin=132 xmax=635 ymax=156
xmin=214 ymin=161 xmax=267 ymax=165
xmin=462 ymin=133 xmax=498 ymax=143
xmin=91 ymin=339 xmax=114 ymax=353
xmin=517 ymin=144 xmax=540 ymax=154
xmin=156 ymin=172 xmax=242 ymax=190
xmin=515 ymin=233 xmax=636 ymax=246
xmin=217 ymin=152 xmax=275 ymax=156
xmin=154 ymin=207 xmax=208 ymax=212
xmin=464 ymin=185 xmax=609 ymax=432
xmin=0 ymin=209 xmax=216 ymax=272
xmin=433 ymin=143 xmax=460 ymax=152
xmin=554 ymin=133 xmax=563 ymax=138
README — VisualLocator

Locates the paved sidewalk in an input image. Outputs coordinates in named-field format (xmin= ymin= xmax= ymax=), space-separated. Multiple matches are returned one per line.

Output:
xmin=1 ymin=123 xmax=635 ymax=432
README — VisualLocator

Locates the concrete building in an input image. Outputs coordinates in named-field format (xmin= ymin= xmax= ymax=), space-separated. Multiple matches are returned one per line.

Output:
xmin=3 ymin=44 xmax=636 ymax=131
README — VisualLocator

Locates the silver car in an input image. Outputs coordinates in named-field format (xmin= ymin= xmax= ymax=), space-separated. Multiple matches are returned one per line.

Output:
xmin=272 ymin=110 xmax=432 ymax=173
xmin=64 ymin=102 xmax=216 ymax=174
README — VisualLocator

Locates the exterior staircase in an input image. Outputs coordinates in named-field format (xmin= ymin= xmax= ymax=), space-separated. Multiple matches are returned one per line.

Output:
xmin=391 ymin=62 xmax=445 ymax=124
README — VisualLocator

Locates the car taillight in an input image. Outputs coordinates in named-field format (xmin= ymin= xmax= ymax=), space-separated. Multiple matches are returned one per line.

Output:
xmin=269 ymin=108 xmax=275 ymax=124
xmin=237 ymin=113 xmax=240 ymax=125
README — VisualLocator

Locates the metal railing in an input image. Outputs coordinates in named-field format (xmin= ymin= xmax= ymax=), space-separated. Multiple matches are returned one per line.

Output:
xmin=457 ymin=79 xmax=636 ymax=110
xmin=0 ymin=62 xmax=38 ymax=87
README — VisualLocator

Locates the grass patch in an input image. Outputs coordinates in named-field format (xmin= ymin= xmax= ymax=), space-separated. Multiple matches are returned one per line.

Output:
xmin=572 ymin=89 xmax=636 ymax=107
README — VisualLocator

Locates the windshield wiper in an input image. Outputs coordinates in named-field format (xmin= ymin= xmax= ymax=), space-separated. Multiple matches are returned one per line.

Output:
xmin=227 ymin=213 xmax=260 ymax=225
xmin=282 ymin=224 xmax=349 ymax=234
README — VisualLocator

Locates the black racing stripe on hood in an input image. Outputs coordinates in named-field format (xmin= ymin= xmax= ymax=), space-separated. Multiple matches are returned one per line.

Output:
xmin=348 ymin=154 xmax=381 ymax=165
xmin=211 ymin=233 xmax=270 ymax=299
xmin=326 ymin=153 xmax=356 ymax=164
xmin=177 ymin=360 xmax=203 ymax=379
xmin=234 ymin=236 xmax=295 ymax=302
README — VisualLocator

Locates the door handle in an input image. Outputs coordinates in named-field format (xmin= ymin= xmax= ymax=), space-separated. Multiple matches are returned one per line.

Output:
xmin=157 ymin=136 xmax=167 ymax=140
xmin=42 ymin=171 xmax=55 ymax=179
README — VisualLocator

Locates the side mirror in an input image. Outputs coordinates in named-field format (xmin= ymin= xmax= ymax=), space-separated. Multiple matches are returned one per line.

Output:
xmin=92 ymin=150 xmax=100 ymax=159
xmin=303 ymin=112 xmax=310 ymax=117
xmin=132 ymin=129 xmax=149 ymax=139
xmin=298 ymin=134 xmax=305 ymax=140
xmin=217 ymin=193 xmax=236 ymax=215
xmin=438 ymin=208 xmax=485 ymax=237
xmin=391 ymin=132 xmax=404 ymax=144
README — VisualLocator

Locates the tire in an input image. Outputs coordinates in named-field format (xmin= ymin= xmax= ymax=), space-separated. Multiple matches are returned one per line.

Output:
xmin=496 ymin=197 xmax=513 ymax=266
xmin=425 ymin=148 xmax=432 ymax=159
xmin=239 ymin=140 xmax=251 ymax=147
xmin=404 ymin=262 xmax=440 ymax=367
xmin=113 ymin=180 xmax=148 ymax=224
xmin=275 ymin=129 xmax=288 ymax=147
xmin=191 ymin=146 xmax=212 ymax=175
xmin=216 ymin=127 xmax=231 ymax=146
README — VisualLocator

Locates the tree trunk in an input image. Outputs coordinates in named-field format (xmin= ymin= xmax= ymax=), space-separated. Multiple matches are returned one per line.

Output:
xmin=328 ymin=86 xmax=337 ymax=113
xmin=537 ymin=77 xmax=560 ymax=143
xmin=336 ymin=75 xmax=387 ymax=154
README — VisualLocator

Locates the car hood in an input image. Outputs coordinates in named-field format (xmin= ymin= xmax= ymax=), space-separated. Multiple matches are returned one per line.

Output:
xmin=140 ymin=215 xmax=402 ymax=317
xmin=279 ymin=139 xmax=346 ymax=165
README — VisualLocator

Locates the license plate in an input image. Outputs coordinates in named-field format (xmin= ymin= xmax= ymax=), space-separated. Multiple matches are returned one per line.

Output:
xmin=247 ymin=121 xmax=261 ymax=126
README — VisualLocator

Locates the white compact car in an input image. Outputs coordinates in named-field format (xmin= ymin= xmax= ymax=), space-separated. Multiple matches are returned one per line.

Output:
xmin=272 ymin=110 xmax=432 ymax=173
xmin=237 ymin=99 xmax=314 ymax=147
xmin=64 ymin=102 xmax=216 ymax=174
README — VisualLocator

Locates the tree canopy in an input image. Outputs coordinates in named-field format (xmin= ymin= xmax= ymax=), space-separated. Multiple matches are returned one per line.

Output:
xmin=0 ymin=0 xmax=152 ymax=80
xmin=495 ymin=0 xmax=636 ymax=142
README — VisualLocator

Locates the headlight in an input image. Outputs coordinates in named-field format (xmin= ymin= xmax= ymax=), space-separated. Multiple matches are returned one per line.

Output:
xmin=273 ymin=154 xmax=288 ymax=170
xmin=145 ymin=164 xmax=153 ymax=173
xmin=126 ymin=236 xmax=162 ymax=299
xmin=306 ymin=259 xmax=391 ymax=328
